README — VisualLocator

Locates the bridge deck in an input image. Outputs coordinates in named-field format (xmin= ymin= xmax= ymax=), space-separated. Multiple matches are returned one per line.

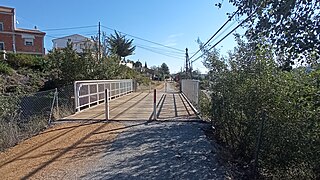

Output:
xmin=61 ymin=83 xmax=197 ymax=122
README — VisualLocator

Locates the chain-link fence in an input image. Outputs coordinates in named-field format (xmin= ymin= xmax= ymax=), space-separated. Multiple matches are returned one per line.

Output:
xmin=19 ymin=89 xmax=57 ymax=123
xmin=1 ymin=85 xmax=75 ymax=125
xmin=0 ymin=90 xmax=56 ymax=151
xmin=55 ymin=84 xmax=75 ymax=120
xmin=0 ymin=85 xmax=75 ymax=150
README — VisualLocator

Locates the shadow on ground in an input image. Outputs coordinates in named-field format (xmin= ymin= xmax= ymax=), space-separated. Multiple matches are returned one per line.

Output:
xmin=81 ymin=121 xmax=226 ymax=180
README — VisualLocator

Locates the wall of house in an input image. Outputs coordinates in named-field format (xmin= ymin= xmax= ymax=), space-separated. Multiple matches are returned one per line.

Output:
xmin=0 ymin=7 xmax=14 ymax=52
xmin=0 ymin=7 xmax=14 ymax=32
xmin=52 ymin=35 xmax=92 ymax=53
xmin=0 ymin=34 xmax=13 ymax=51
xmin=15 ymin=33 xmax=44 ymax=54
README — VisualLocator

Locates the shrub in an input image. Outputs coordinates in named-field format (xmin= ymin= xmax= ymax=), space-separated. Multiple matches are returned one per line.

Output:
xmin=0 ymin=61 xmax=13 ymax=75
xmin=205 ymin=41 xmax=320 ymax=178
xmin=6 ymin=53 xmax=46 ymax=70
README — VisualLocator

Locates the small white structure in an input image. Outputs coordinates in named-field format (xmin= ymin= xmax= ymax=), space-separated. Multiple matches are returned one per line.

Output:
xmin=52 ymin=34 xmax=95 ymax=53
xmin=120 ymin=59 xmax=133 ymax=69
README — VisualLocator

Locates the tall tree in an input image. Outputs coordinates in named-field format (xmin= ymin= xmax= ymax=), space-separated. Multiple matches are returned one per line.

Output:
xmin=160 ymin=63 xmax=170 ymax=75
xmin=106 ymin=31 xmax=136 ymax=61
xmin=134 ymin=60 xmax=142 ymax=68
xmin=220 ymin=0 xmax=320 ymax=65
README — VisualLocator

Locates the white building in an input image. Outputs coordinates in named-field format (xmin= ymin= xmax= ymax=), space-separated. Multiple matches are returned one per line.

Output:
xmin=52 ymin=34 xmax=95 ymax=53
xmin=120 ymin=59 xmax=133 ymax=69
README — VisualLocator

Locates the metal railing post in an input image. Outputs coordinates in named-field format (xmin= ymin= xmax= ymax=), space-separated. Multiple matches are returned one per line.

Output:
xmin=74 ymin=81 xmax=78 ymax=112
xmin=153 ymin=89 xmax=157 ymax=120
xmin=105 ymin=89 xmax=110 ymax=120
xmin=165 ymin=81 xmax=167 ymax=93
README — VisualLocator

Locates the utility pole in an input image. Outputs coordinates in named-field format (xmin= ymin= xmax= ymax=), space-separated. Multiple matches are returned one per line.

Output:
xmin=98 ymin=21 xmax=101 ymax=61
xmin=185 ymin=48 xmax=189 ymax=79
xmin=189 ymin=59 xmax=192 ymax=79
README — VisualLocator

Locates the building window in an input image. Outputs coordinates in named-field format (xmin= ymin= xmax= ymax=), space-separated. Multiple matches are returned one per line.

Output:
xmin=0 ymin=22 xmax=3 ymax=31
xmin=24 ymin=39 xmax=34 ymax=46
xmin=0 ymin=42 xmax=4 ymax=50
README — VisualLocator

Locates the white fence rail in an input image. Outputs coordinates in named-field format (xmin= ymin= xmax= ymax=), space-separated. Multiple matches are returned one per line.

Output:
xmin=181 ymin=79 xmax=200 ymax=108
xmin=74 ymin=79 xmax=133 ymax=112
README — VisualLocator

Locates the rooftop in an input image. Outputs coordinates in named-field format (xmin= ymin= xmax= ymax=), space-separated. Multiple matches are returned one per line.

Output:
xmin=15 ymin=28 xmax=46 ymax=35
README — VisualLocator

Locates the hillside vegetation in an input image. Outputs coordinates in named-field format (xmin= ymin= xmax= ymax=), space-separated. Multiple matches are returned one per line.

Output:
xmin=0 ymin=44 xmax=151 ymax=151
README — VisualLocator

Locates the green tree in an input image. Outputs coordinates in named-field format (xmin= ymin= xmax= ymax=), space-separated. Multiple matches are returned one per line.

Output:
xmin=106 ymin=31 xmax=136 ymax=61
xmin=47 ymin=43 xmax=94 ymax=86
xmin=219 ymin=0 xmax=320 ymax=65
xmin=160 ymin=63 xmax=170 ymax=75
xmin=134 ymin=60 xmax=142 ymax=68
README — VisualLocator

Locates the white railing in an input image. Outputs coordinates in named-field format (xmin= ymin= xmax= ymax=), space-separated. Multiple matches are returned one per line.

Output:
xmin=181 ymin=79 xmax=200 ymax=107
xmin=74 ymin=79 xmax=133 ymax=112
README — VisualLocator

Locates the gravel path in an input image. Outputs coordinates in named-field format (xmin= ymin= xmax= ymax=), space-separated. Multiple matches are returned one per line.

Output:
xmin=80 ymin=121 xmax=226 ymax=180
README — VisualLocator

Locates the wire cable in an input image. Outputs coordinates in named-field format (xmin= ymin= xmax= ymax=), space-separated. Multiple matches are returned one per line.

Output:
xmin=189 ymin=9 xmax=240 ymax=61
xmin=101 ymin=25 xmax=184 ymax=53
xmin=42 ymin=25 xmax=97 ymax=31
xmin=135 ymin=43 xmax=185 ymax=55
xmin=191 ymin=10 xmax=257 ymax=63
xmin=136 ymin=45 xmax=184 ymax=60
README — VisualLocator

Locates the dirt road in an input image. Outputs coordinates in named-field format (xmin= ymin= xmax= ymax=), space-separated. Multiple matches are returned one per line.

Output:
xmin=0 ymin=122 xmax=124 ymax=179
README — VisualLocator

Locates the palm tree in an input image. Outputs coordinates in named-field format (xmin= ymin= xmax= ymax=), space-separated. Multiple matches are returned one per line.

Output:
xmin=107 ymin=31 xmax=135 ymax=61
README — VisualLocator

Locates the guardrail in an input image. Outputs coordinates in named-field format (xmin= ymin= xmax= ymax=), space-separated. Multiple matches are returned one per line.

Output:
xmin=74 ymin=79 xmax=133 ymax=112
xmin=181 ymin=79 xmax=200 ymax=109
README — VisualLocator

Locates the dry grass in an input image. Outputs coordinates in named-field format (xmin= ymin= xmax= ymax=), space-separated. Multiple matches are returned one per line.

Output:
xmin=0 ymin=115 xmax=48 ymax=152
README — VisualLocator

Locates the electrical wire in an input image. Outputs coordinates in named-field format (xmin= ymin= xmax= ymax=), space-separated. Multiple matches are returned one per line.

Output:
xmin=136 ymin=45 xmax=184 ymax=60
xmin=101 ymin=25 xmax=185 ymax=53
xmin=135 ymin=43 xmax=185 ymax=55
xmin=189 ymin=9 xmax=240 ymax=61
xmin=42 ymin=25 xmax=97 ymax=31
xmin=191 ymin=10 xmax=257 ymax=63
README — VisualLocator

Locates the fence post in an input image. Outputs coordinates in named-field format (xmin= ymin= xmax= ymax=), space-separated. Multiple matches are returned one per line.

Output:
xmin=105 ymin=89 xmax=110 ymax=120
xmin=165 ymin=81 xmax=167 ymax=93
xmin=153 ymin=89 xmax=157 ymax=120
xmin=48 ymin=89 xmax=58 ymax=125
xmin=74 ymin=81 xmax=78 ymax=112
xmin=55 ymin=88 xmax=59 ymax=119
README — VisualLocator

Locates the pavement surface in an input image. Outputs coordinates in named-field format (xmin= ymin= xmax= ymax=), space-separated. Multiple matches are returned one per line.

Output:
xmin=0 ymin=82 xmax=227 ymax=179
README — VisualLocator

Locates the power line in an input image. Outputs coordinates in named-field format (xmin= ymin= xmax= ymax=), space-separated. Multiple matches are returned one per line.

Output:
xmin=136 ymin=45 xmax=184 ymax=60
xmin=189 ymin=9 xmax=240 ymax=61
xmin=46 ymin=34 xmax=59 ymax=39
xmin=191 ymin=10 xmax=257 ymax=63
xmin=136 ymin=43 xmax=185 ymax=55
xmin=210 ymin=20 xmax=237 ymax=45
xmin=46 ymin=31 xmax=97 ymax=37
xmin=101 ymin=25 xmax=185 ymax=53
xmin=42 ymin=25 xmax=97 ymax=31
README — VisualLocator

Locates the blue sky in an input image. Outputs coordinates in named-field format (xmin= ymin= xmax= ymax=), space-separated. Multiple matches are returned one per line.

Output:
xmin=1 ymin=0 xmax=241 ymax=73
